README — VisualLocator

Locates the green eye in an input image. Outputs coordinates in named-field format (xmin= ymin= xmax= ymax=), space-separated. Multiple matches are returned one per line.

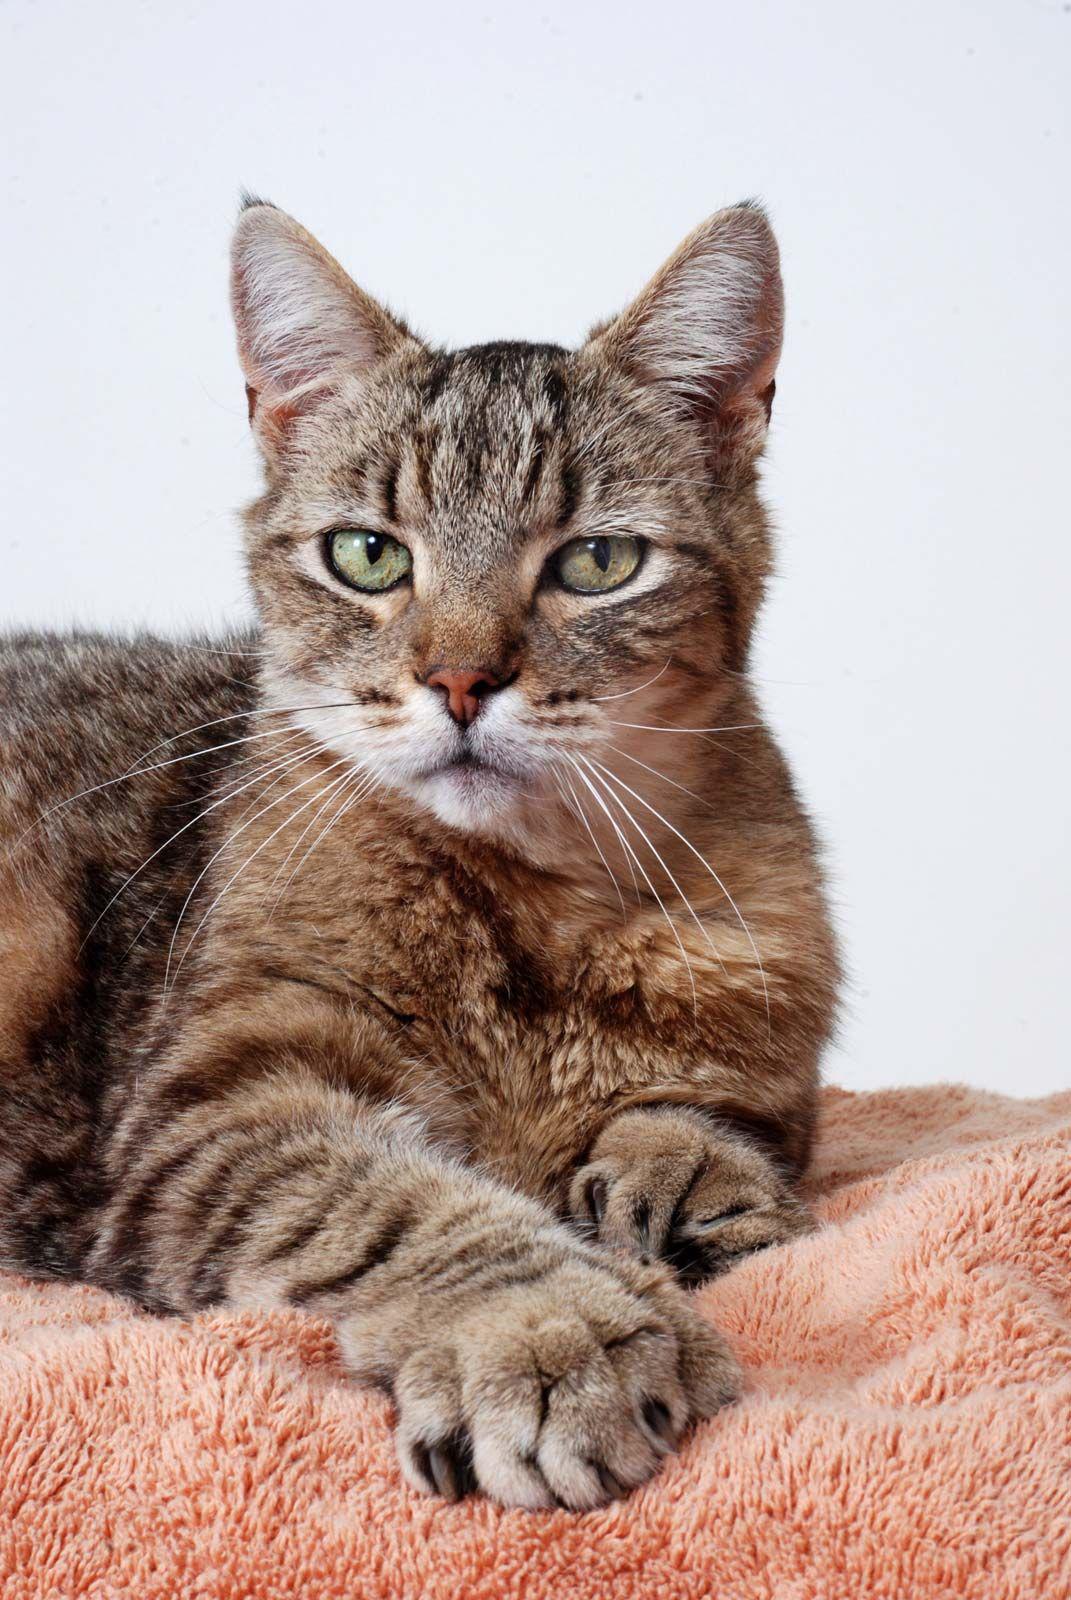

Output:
xmin=554 ymin=534 xmax=643 ymax=594
xmin=327 ymin=529 xmax=412 ymax=592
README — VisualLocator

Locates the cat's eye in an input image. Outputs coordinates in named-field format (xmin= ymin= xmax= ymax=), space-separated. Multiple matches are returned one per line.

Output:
xmin=553 ymin=535 xmax=642 ymax=594
xmin=326 ymin=529 xmax=413 ymax=592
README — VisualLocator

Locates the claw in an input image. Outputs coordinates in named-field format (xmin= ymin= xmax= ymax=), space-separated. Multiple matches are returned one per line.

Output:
xmin=694 ymin=1204 xmax=749 ymax=1228
xmin=585 ymin=1175 xmax=608 ymax=1226
xmin=593 ymin=1460 xmax=628 ymax=1500
xmin=640 ymin=1395 xmax=677 ymax=1453
xmin=420 ymin=1433 xmax=476 ymax=1502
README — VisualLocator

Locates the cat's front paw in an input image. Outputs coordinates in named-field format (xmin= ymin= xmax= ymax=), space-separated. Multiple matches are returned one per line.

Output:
xmin=341 ymin=1229 xmax=738 ymax=1510
xmin=569 ymin=1106 xmax=812 ymax=1284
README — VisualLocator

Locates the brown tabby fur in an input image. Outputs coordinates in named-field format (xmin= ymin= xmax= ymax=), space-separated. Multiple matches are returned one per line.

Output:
xmin=0 ymin=199 xmax=838 ymax=1510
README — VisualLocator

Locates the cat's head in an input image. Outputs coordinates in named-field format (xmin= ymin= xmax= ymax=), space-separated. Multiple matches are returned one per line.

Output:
xmin=231 ymin=199 xmax=782 ymax=845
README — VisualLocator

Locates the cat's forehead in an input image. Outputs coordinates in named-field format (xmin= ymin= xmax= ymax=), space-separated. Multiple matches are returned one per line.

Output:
xmin=406 ymin=340 xmax=583 ymax=487
xmin=330 ymin=338 xmax=621 ymax=558
xmin=420 ymin=341 xmax=573 ymax=425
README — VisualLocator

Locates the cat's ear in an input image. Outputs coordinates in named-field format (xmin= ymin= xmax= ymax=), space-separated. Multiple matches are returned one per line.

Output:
xmin=590 ymin=203 xmax=783 ymax=479
xmin=231 ymin=197 xmax=415 ymax=460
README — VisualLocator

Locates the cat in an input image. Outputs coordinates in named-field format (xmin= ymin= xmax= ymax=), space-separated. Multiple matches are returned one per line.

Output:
xmin=0 ymin=197 xmax=838 ymax=1510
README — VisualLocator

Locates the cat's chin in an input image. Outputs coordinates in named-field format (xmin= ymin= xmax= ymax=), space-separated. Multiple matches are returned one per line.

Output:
xmin=404 ymin=760 xmax=539 ymax=841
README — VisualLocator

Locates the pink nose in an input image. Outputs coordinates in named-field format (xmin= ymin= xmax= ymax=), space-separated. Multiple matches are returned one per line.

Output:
xmin=425 ymin=667 xmax=503 ymax=726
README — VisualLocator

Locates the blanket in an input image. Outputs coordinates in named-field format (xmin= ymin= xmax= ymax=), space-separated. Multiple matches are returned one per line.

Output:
xmin=2 ymin=1084 xmax=1069 ymax=1599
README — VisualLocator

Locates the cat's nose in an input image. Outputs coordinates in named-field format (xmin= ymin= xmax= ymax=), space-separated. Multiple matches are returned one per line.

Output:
xmin=425 ymin=666 xmax=505 ymax=726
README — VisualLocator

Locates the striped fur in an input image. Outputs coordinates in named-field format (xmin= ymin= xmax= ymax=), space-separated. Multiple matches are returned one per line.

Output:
xmin=0 ymin=203 xmax=838 ymax=1509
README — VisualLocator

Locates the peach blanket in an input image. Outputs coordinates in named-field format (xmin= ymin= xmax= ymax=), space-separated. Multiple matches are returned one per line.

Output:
xmin=2 ymin=1084 xmax=1069 ymax=1599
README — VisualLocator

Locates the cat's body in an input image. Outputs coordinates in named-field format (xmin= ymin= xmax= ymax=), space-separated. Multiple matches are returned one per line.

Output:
xmin=0 ymin=206 xmax=838 ymax=1509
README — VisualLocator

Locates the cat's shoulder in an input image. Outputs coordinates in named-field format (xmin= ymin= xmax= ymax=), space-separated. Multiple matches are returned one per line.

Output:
xmin=0 ymin=628 xmax=260 ymax=730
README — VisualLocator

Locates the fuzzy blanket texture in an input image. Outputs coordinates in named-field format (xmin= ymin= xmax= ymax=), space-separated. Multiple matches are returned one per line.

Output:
xmin=1 ymin=1084 xmax=1069 ymax=1600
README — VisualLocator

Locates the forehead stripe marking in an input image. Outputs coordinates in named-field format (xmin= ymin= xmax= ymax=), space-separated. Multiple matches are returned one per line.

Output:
xmin=522 ymin=439 xmax=545 ymax=505
xmin=558 ymin=462 xmax=581 ymax=529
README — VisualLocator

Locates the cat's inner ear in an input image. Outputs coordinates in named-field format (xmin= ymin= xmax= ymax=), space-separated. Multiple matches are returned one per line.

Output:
xmin=230 ymin=199 xmax=414 ymax=456
xmin=590 ymin=203 xmax=784 ymax=478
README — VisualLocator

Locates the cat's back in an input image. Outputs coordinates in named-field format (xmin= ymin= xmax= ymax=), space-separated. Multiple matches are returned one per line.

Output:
xmin=0 ymin=628 xmax=256 ymax=752
xmin=0 ymin=630 xmax=258 ymax=837
xmin=0 ymin=631 xmax=260 ymax=1013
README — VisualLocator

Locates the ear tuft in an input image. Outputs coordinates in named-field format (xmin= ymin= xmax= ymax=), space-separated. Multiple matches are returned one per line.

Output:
xmin=237 ymin=189 xmax=278 ymax=215
xmin=592 ymin=203 xmax=784 ymax=474
xmin=230 ymin=204 xmax=413 ymax=460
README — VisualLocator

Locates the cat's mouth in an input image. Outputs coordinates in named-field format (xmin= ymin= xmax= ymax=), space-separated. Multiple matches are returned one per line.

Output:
xmin=409 ymin=741 xmax=539 ymax=832
xmin=420 ymin=748 xmax=494 ymax=781
xmin=442 ymin=749 xmax=482 ymax=772
xmin=431 ymin=751 xmax=519 ymax=791
xmin=428 ymin=742 xmax=520 ymax=782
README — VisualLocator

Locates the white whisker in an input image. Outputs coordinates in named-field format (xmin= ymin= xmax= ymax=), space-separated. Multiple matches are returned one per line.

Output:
xmin=553 ymin=767 xmax=628 ymax=918
xmin=286 ymin=770 xmax=383 ymax=898
xmin=592 ymin=660 xmax=672 ymax=702
xmin=586 ymin=755 xmax=771 ymax=1036
xmin=164 ymin=753 xmax=357 ymax=992
xmin=576 ymin=754 xmax=727 ymax=985
xmin=74 ymin=743 xmax=330 ymax=956
xmin=606 ymin=720 xmax=761 ymax=735
xmin=604 ymin=743 xmax=718 ymax=815
xmin=615 ymin=708 xmax=765 ymax=773
xmin=118 ymin=887 xmax=173 ymax=964
xmin=266 ymin=768 xmax=362 ymax=897
xmin=125 ymin=699 xmax=365 ymax=771
xmin=266 ymin=766 xmax=379 ymax=916
xmin=565 ymin=755 xmax=697 ymax=1014
xmin=7 ymin=714 xmax=349 ymax=859
xmin=182 ymin=728 xmax=311 ymax=793
xmin=182 ymin=644 xmax=271 ymax=659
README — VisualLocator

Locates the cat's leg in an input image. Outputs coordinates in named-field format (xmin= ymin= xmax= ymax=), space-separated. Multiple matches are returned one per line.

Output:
xmin=89 ymin=1063 xmax=738 ymax=1509
xmin=569 ymin=1106 xmax=813 ymax=1285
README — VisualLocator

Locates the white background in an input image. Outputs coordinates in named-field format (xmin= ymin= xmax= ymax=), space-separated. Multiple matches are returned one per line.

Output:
xmin=2 ymin=0 xmax=1068 ymax=1096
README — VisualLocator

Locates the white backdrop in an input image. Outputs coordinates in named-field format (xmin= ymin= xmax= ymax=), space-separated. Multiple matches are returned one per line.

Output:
xmin=2 ymin=0 xmax=1068 ymax=1095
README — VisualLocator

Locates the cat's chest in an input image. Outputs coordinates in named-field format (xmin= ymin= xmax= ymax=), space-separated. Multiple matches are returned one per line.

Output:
xmin=294 ymin=861 xmax=688 ymax=1194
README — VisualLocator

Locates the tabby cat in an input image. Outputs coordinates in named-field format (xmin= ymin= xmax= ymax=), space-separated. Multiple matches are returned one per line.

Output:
xmin=0 ymin=199 xmax=838 ymax=1510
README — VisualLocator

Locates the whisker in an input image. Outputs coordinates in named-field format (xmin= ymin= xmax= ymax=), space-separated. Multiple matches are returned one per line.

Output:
xmin=604 ymin=743 xmax=719 ymax=816
xmin=74 ymin=744 xmax=330 ymax=956
xmin=553 ymin=767 xmax=627 ymax=919
xmin=619 ymin=708 xmax=765 ymax=774
xmin=164 ymin=753 xmax=357 ymax=992
xmin=558 ymin=758 xmax=639 ymax=902
xmin=158 ymin=746 xmax=340 ymax=979
xmin=592 ymin=660 xmax=672 ymax=702
xmin=124 ymin=699 xmax=366 ymax=772
xmin=606 ymin=720 xmax=762 ymax=735
xmin=576 ymin=754 xmax=727 ymax=985
xmin=8 ymin=717 xmax=338 ymax=858
xmin=564 ymin=755 xmax=697 ymax=1014
xmin=181 ymin=644 xmax=272 ymax=659
xmin=278 ymin=769 xmax=383 ymax=911
xmin=586 ymin=756 xmax=771 ymax=1036
xmin=266 ymin=769 xmax=362 ymax=896
xmin=172 ymin=731 xmax=311 ymax=806
xmin=225 ymin=746 xmax=328 ymax=827
xmin=118 ymin=886 xmax=173 ymax=964
xmin=266 ymin=766 xmax=378 ymax=915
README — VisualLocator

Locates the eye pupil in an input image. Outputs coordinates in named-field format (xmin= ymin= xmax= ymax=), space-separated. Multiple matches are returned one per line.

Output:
xmin=553 ymin=533 xmax=642 ymax=594
xmin=327 ymin=529 xmax=412 ymax=592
